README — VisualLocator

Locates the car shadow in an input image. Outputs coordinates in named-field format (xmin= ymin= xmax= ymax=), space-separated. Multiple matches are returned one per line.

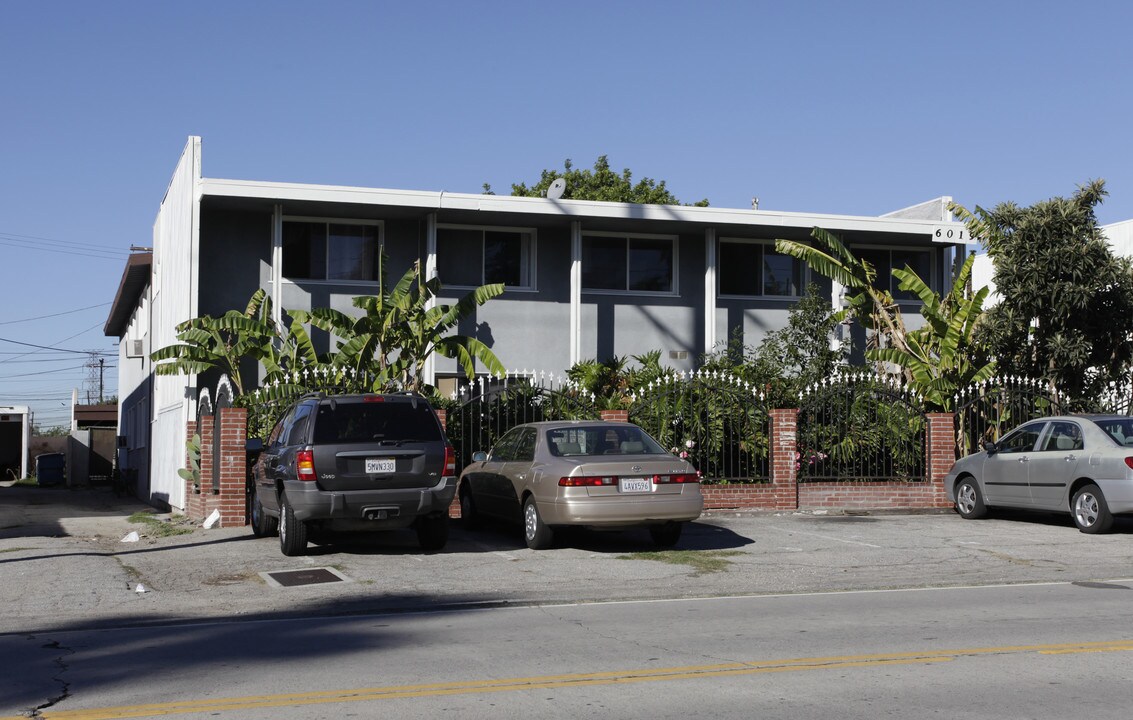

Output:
xmin=984 ymin=507 xmax=1133 ymax=534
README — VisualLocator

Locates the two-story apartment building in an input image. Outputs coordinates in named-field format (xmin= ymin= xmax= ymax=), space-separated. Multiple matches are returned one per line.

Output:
xmin=106 ymin=137 xmax=969 ymax=510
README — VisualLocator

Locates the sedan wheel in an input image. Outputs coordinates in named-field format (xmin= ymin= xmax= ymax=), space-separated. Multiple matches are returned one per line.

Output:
xmin=1072 ymin=484 xmax=1114 ymax=534
xmin=955 ymin=478 xmax=988 ymax=520
xmin=459 ymin=486 xmax=480 ymax=529
xmin=523 ymin=496 xmax=554 ymax=550
xmin=649 ymin=522 xmax=683 ymax=547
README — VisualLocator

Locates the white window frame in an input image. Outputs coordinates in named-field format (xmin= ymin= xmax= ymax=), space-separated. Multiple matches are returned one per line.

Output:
xmin=280 ymin=216 xmax=385 ymax=285
xmin=435 ymin=223 xmax=538 ymax=291
xmin=581 ymin=231 xmax=679 ymax=296
xmin=717 ymin=237 xmax=806 ymax=299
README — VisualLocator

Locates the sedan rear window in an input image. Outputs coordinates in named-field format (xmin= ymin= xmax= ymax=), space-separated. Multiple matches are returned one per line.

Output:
xmin=312 ymin=402 xmax=441 ymax=444
xmin=546 ymin=426 xmax=668 ymax=456
xmin=1091 ymin=418 xmax=1133 ymax=447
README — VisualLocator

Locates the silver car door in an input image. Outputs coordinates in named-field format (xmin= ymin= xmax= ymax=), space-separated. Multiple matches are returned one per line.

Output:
xmin=1027 ymin=420 xmax=1083 ymax=510
xmin=983 ymin=421 xmax=1045 ymax=507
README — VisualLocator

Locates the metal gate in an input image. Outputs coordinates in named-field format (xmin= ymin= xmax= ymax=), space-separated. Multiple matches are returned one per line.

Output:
xmin=628 ymin=370 xmax=770 ymax=483
xmin=796 ymin=372 xmax=925 ymax=482
xmin=445 ymin=373 xmax=600 ymax=469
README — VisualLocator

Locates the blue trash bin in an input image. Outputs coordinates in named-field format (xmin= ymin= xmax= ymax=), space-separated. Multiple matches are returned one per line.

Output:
xmin=35 ymin=453 xmax=65 ymax=486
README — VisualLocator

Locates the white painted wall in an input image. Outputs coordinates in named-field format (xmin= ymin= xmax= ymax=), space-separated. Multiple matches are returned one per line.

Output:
xmin=149 ymin=137 xmax=200 ymax=510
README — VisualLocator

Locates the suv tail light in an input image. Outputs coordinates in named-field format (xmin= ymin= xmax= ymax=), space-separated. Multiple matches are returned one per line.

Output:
xmin=296 ymin=449 xmax=317 ymax=481
xmin=444 ymin=445 xmax=457 ymax=477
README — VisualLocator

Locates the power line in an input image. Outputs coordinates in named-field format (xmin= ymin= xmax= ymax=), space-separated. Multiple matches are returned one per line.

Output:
xmin=0 ymin=302 xmax=113 ymax=326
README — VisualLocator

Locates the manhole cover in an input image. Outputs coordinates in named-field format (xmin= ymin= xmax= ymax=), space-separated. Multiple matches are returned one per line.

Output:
xmin=261 ymin=567 xmax=350 ymax=588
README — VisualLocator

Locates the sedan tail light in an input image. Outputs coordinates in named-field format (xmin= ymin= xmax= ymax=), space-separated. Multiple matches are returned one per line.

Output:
xmin=559 ymin=476 xmax=616 ymax=487
xmin=296 ymin=449 xmax=317 ymax=481
xmin=653 ymin=472 xmax=702 ymax=484
xmin=1124 ymin=457 xmax=1133 ymax=470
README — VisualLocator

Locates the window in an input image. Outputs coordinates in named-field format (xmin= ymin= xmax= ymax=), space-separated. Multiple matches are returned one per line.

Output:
xmin=582 ymin=233 xmax=675 ymax=293
xmin=282 ymin=219 xmax=382 ymax=282
xmin=1042 ymin=421 xmax=1083 ymax=452
xmin=997 ymin=423 xmax=1043 ymax=454
xmin=719 ymin=240 xmax=804 ymax=297
xmin=436 ymin=226 xmax=534 ymax=288
xmin=856 ymin=247 xmax=932 ymax=301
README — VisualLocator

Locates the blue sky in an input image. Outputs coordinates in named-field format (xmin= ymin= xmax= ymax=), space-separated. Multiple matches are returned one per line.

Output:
xmin=2 ymin=0 xmax=1131 ymax=428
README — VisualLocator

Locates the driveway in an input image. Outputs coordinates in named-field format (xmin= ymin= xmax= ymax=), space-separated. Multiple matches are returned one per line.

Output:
xmin=2 ymin=485 xmax=1132 ymax=634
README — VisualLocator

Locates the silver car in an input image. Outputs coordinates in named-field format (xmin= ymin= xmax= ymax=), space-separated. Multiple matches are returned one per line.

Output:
xmin=945 ymin=414 xmax=1133 ymax=533
xmin=457 ymin=421 xmax=704 ymax=549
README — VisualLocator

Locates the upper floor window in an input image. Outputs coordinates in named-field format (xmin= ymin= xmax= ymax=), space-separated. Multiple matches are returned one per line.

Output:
xmin=282 ymin=219 xmax=382 ymax=282
xmin=856 ymin=247 xmax=932 ymax=301
xmin=582 ymin=232 xmax=676 ymax=293
xmin=437 ymin=226 xmax=535 ymax=289
xmin=718 ymin=240 xmax=804 ymax=297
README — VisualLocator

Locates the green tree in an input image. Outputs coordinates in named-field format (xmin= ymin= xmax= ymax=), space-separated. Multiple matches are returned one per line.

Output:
xmin=292 ymin=251 xmax=507 ymax=393
xmin=488 ymin=156 xmax=709 ymax=206
xmin=867 ymin=253 xmax=995 ymax=410
xmin=952 ymin=180 xmax=1133 ymax=402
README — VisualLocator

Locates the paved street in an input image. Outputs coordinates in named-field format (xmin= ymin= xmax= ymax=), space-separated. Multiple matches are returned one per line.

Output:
xmin=3 ymin=485 xmax=1133 ymax=632
xmin=2 ymin=485 xmax=1133 ymax=718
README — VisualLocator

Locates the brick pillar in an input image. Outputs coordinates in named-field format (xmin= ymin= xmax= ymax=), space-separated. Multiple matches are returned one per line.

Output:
xmin=216 ymin=407 xmax=249 ymax=528
xmin=600 ymin=409 xmax=629 ymax=422
xmin=435 ymin=408 xmax=447 ymax=431
xmin=925 ymin=412 xmax=956 ymax=508
xmin=769 ymin=408 xmax=799 ymax=510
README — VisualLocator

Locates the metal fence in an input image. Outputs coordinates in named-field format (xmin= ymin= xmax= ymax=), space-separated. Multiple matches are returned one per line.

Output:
xmin=628 ymin=370 xmax=770 ymax=483
xmin=796 ymin=372 xmax=926 ymax=482
xmin=953 ymin=376 xmax=1062 ymax=457
xmin=444 ymin=373 xmax=600 ymax=469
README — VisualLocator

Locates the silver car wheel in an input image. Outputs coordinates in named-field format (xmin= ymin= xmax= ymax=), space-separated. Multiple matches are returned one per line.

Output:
xmin=957 ymin=484 xmax=977 ymax=515
xmin=1074 ymin=491 xmax=1099 ymax=528
xmin=1072 ymin=484 xmax=1113 ymax=534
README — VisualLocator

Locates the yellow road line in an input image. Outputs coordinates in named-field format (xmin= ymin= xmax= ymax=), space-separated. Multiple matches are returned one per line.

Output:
xmin=12 ymin=639 xmax=1133 ymax=720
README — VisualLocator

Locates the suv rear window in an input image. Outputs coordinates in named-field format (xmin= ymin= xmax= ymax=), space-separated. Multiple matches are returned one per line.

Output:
xmin=311 ymin=401 xmax=442 ymax=444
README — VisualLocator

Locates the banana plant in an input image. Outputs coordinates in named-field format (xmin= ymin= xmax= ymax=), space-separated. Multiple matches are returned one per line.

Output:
xmin=867 ymin=253 xmax=996 ymax=410
xmin=151 ymin=289 xmax=284 ymax=396
xmin=291 ymin=251 xmax=506 ymax=393
xmin=775 ymin=227 xmax=910 ymax=357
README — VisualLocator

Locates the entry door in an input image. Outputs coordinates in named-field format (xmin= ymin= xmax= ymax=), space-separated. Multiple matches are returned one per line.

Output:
xmin=1027 ymin=420 xmax=1083 ymax=510
xmin=983 ymin=421 xmax=1045 ymax=507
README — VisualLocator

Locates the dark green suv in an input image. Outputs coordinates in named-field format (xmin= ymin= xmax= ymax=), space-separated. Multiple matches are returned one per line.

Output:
xmin=249 ymin=393 xmax=456 ymax=556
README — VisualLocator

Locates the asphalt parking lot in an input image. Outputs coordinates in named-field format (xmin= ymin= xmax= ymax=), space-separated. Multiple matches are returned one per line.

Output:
xmin=2 ymin=485 xmax=1132 ymax=634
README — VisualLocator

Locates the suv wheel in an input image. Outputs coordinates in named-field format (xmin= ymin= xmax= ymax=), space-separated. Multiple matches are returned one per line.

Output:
xmin=250 ymin=493 xmax=278 ymax=538
xmin=416 ymin=513 xmax=449 ymax=551
xmin=279 ymin=494 xmax=308 ymax=556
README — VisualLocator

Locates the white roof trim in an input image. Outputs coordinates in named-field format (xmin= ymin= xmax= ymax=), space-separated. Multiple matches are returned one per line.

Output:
xmin=199 ymin=177 xmax=966 ymax=236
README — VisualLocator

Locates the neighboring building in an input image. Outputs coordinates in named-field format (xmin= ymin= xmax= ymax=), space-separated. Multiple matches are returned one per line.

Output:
xmin=108 ymin=136 xmax=969 ymax=511
xmin=0 ymin=405 xmax=31 ymax=481
xmin=105 ymin=251 xmax=153 ymax=499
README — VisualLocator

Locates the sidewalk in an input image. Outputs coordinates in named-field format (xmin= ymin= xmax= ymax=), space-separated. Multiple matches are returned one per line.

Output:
xmin=2 ymin=484 xmax=1131 ymax=636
